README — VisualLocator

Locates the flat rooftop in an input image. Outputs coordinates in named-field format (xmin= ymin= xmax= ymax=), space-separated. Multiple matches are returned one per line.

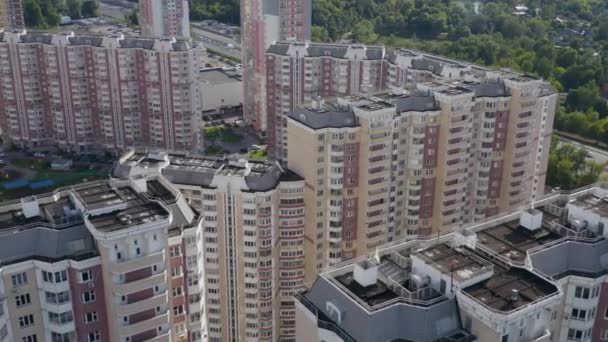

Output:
xmin=357 ymin=100 xmax=394 ymax=112
xmin=75 ymin=183 xmax=129 ymax=211
xmin=76 ymin=184 xmax=170 ymax=232
xmin=199 ymin=67 xmax=242 ymax=84
xmin=335 ymin=272 xmax=399 ymax=307
xmin=568 ymin=193 xmax=608 ymax=218
xmin=415 ymin=244 xmax=492 ymax=281
xmin=462 ymin=266 xmax=558 ymax=312
xmin=87 ymin=197 xmax=168 ymax=232
xmin=477 ymin=218 xmax=562 ymax=263
xmin=0 ymin=195 xmax=81 ymax=231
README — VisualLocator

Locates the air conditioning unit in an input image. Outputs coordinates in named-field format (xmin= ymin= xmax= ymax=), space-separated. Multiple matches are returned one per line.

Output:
xmin=88 ymin=282 xmax=95 ymax=289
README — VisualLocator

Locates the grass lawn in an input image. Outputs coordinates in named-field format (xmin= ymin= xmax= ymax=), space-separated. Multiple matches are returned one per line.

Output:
xmin=222 ymin=130 xmax=243 ymax=143
xmin=0 ymin=169 xmax=107 ymax=201
xmin=12 ymin=158 xmax=50 ymax=171
xmin=204 ymin=126 xmax=244 ymax=144
xmin=32 ymin=169 xmax=107 ymax=186
xmin=249 ymin=149 xmax=268 ymax=160
xmin=204 ymin=144 xmax=223 ymax=155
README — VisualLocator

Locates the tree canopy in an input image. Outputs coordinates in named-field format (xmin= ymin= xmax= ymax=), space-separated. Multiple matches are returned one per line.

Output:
xmin=24 ymin=0 xmax=99 ymax=28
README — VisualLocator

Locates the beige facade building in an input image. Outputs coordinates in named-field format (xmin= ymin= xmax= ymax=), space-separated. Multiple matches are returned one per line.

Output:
xmin=116 ymin=150 xmax=307 ymax=342
xmin=287 ymin=76 xmax=555 ymax=278
xmin=0 ymin=30 xmax=203 ymax=152
xmin=294 ymin=185 xmax=608 ymax=342
xmin=0 ymin=0 xmax=23 ymax=30
xmin=0 ymin=175 xmax=202 ymax=342
xmin=139 ymin=0 xmax=190 ymax=38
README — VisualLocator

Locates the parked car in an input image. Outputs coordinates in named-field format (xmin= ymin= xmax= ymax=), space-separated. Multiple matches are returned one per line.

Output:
xmin=34 ymin=152 xmax=45 ymax=158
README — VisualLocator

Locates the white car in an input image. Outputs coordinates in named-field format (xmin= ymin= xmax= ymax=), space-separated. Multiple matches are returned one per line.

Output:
xmin=34 ymin=152 xmax=45 ymax=158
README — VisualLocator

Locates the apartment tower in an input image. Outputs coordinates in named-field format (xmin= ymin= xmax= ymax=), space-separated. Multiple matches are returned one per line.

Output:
xmin=0 ymin=30 xmax=203 ymax=152
xmin=295 ymin=184 xmax=608 ymax=342
xmin=241 ymin=0 xmax=311 ymax=131
xmin=0 ymin=176 xmax=204 ymax=342
xmin=116 ymin=150 xmax=307 ymax=341
xmin=287 ymin=79 xmax=555 ymax=277
xmin=139 ymin=0 xmax=190 ymax=38
xmin=0 ymin=0 xmax=23 ymax=29
xmin=266 ymin=41 xmax=556 ymax=163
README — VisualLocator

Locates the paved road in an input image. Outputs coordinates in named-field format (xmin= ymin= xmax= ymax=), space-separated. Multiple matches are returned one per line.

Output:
xmin=191 ymin=26 xmax=241 ymax=60
xmin=557 ymin=136 xmax=608 ymax=164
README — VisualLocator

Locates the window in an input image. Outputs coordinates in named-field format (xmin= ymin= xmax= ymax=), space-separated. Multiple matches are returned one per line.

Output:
xmin=172 ymin=287 xmax=183 ymax=297
xmin=87 ymin=332 xmax=101 ymax=342
xmin=601 ymin=329 xmax=608 ymax=340
xmin=571 ymin=308 xmax=587 ymax=320
xmin=45 ymin=291 xmax=70 ymax=304
xmin=574 ymin=286 xmax=590 ymax=299
xmin=80 ymin=270 xmax=92 ymax=283
xmin=568 ymin=328 xmax=583 ymax=341
xmin=81 ymin=291 xmax=96 ymax=303
xmin=18 ymin=314 xmax=34 ymax=327
xmin=171 ymin=266 xmax=182 ymax=278
xmin=12 ymin=272 xmax=28 ymax=287
xmin=42 ymin=270 xmax=67 ymax=284
xmin=173 ymin=305 xmax=184 ymax=315
xmin=84 ymin=312 xmax=98 ymax=324
xmin=48 ymin=311 xmax=73 ymax=325
xmin=170 ymin=246 xmax=181 ymax=258
xmin=16 ymin=294 xmax=31 ymax=307
xmin=22 ymin=335 xmax=37 ymax=342
xmin=51 ymin=332 xmax=73 ymax=342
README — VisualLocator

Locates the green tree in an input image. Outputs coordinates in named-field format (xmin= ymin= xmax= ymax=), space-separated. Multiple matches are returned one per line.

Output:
xmin=39 ymin=0 xmax=60 ymax=26
xmin=311 ymin=26 xmax=329 ymax=42
xmin=66 ymin=0 xmax=82 ymax=19
xmin=352 ymin=20 xmax=378 ymax=44
xmin=24 ymin=0 xmax=46 ymax=28
xmin=81 ymin=0 xmax=99 ymax=18
xmin=567 ymin=82 xmax=599 ymax=111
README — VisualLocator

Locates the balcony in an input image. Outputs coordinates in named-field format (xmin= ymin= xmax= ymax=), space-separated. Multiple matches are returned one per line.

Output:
xmin=118 ymin=292 xmax=168 ymax=316
xmin=110 ymin=251 xmax=165 ymax=274
xmin=146 ymin=332 xmax=171 ymax=342
xmin=114 ymin=272 xmax=166 ymax=296
xmin=120 ymin=313 xmax=169 ymax=337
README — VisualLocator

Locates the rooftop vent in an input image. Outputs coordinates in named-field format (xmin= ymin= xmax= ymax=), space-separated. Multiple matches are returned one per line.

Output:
xmin=510 ymin=288 xmax=519 ymax=302
xmin=353 ymin=260 xmax=378 ymax=287
xmin=520 ymin=208 xmax=543 ymax=231
xmin=312 ymin=96 xmax=325 ymax=110
xmin=21 ymin=196 xmax=40 ymax=218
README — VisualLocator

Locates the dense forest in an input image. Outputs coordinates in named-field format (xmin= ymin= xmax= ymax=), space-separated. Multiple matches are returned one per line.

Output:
xmin=24 ymin=0 xmax=98 ymax=28
xmin=190 ymin=0 xmax=240 ymax=25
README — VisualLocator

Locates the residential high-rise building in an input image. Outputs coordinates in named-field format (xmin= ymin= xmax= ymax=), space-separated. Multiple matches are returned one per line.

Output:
xmin=287 ymin=80 xmax=555 ymax=276
xmin=116 ymin=150 xmax=307 ymax=341
xmin=0 ymin=176 xmax=202 ymax=342
xmin=295 ymin=184 xmax=608 ymax=342
xmin=0 ymin=30 xmax=203 ymax=152
xmin=266 ymin=41 xmax=555 ymax=162
xmin=139 ymin=0 xmax=190 ymax=38
xmin=241 ymin=0 xmax=311 ymax=131
xmin=0 ymin=0 xmax=23 ymax=29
